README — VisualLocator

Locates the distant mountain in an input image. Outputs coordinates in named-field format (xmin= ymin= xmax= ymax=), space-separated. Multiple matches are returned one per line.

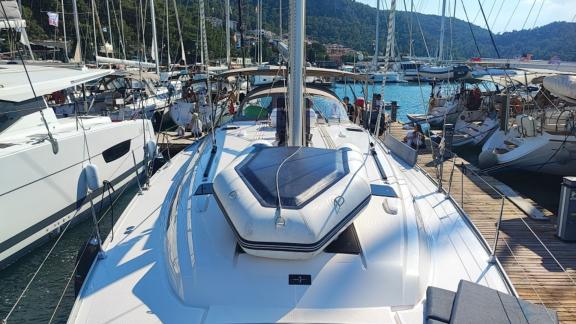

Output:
xmin=9 ymin=0 xmax=576 ymax=62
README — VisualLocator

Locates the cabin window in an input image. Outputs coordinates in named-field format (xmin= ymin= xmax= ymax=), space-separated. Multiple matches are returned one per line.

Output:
xmin=102 ymin=140 xmax=131 ymax=163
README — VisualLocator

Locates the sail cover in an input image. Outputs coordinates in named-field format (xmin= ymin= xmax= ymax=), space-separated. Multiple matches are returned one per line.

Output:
xmin=0 ymin=1 xmax=26 ymax=29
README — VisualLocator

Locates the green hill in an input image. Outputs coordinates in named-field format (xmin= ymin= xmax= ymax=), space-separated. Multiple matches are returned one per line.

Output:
xmin=6 ymin=0 xmax=576 ymax=63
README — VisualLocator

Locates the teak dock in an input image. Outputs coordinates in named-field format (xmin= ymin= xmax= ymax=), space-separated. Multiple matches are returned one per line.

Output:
xmin=388 ymin=122 xmax=576 ymax=322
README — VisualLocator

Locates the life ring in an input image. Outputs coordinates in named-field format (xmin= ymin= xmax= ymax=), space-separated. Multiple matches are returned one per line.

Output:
xmin=511 ymin=97 xmax=522 ymax=114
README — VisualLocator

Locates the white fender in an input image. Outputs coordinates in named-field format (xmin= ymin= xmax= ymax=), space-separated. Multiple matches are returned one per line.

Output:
xmin=84 ymin=163 xmax=101 ymax=192
xmin=146 ymin=140 xmax=157 ymax=158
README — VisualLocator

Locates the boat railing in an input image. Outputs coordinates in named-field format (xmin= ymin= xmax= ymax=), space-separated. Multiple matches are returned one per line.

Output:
xmin=416 ymin=137 xmax=576 ymax=301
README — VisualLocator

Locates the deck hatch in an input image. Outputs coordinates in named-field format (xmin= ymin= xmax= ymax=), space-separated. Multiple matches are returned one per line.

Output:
xmin=235 ymin=146 xmax=349 ymax=209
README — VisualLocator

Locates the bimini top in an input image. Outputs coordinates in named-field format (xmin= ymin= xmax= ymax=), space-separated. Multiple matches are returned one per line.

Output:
xmin=213 ymin=145 xmax=371 ymax=259
xmin=0 ymin=64 xmax=113 ymax=103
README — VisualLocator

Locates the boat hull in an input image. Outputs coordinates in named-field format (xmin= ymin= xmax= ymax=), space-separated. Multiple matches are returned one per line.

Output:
xmin=480 ymin=130 xmax=576 ymax=175
xmin=0 ymin=119 xmax=154 ymax=268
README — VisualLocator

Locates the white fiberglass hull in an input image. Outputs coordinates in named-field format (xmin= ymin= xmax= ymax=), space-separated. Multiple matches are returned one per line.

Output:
xmin=69 ymin=120 xmax=513 ymax=323
xmin=480 ymin=130 xmax=576 ymax=175
xmin=0 ymin=115 xmax=155 ymax=268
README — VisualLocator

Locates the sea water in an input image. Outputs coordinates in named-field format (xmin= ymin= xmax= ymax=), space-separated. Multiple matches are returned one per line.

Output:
xmin=331 ymin=82 xmax=433 ymax=122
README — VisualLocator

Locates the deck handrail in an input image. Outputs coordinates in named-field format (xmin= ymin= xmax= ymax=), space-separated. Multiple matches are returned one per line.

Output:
xmin=417 ymin=136 xmax=576 ymax=297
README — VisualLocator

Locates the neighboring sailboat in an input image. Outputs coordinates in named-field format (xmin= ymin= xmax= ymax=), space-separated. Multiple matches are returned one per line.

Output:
xmin=479 ymin=76 xmax=576 ymax=175
xmin=0 ymin=63 xmax=156 ymax=268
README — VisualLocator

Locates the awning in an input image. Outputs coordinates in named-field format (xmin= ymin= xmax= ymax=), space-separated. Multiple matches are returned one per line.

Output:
xmin=0 ymin=64 xmax=114 ymax=102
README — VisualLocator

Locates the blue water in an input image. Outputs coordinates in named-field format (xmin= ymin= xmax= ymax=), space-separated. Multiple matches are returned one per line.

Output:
xmin=331 ymin=82 xmax=433 ymax=122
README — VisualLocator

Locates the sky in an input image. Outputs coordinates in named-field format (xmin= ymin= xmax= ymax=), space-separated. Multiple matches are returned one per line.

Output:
xmin=357 ymin=0 xmax=576 ymax=33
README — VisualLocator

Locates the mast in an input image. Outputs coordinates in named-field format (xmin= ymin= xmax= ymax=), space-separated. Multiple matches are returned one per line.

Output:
xmin=438 ymin=0 xmax=446 ymax=62
xmin=256 ymin=0 xmax=262 ymax=64
xmin=119 ymin=0 xmax=127 ymax=59
xmin=150 ymin=0 xmax=160 ymax=74
xmin=409 ymin=0 xmax=413 ymax=57
xmin=72 ymin=0 xmax=82 ymax=62
xmin=279 ymin=0 xmax=282 ymax=62
xmin=173 ymin=0 xmax=187 ymax=66
xmin=238 ymin=0 xmax=245 ymax=67
xmin=60 ymin=0 xmax=68 ymax=62
xmin=105 ymin=0 xmax=114 ymax=57
xmin=225 ymin=0 xmax=231 ymax=67
xmin=372 ymin=0 xmax=380 ymax=69
xmin=287 ymin=0 xmax=305 ymax=147
xmin=165 ymin=0 xmax=171 ymax=67
xmin=140 ymin=0 xmax=148 ymax=62
xmin=91 ymin=0 xmax=98 ymax=63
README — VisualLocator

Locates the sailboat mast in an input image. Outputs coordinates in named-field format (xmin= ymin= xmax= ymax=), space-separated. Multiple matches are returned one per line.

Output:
xmin=91 ymin=0 xmax=98 ymax=63
xmin=238 ymin=0 xmax=245 ymax=67
xmin=150 ymin=0 xmax=160 ymax=74
xmin=72 ymin=0 xmax=82 ymax=62
xmin=105 ymin=0 xmax=114 ymax=57
xmin=287 ymin=0 xmax=306 ymax=147
xmin=172 ymin=0 xmax=187 ymax=66
xmin=199 ymin=8 xmax=204 ymax=66
xmin=257 ymin=0 xmax=263 ymax=64
xmin=226 ymin=0 xmax=231 ymax=67
xmin=409 ymin=0 xmax=413 ymax=57
xmin=60 ymin=0 xmax=68 ymax=62
xmin=373 ymin=0 xmax=380 ymax=69
xmin=119 ymin=0 xmax=127 ymax=59
xmin=165 ymin=0 xmax=171 ymax=67
xmin=438 ymin=0 xmax=446 ymax=62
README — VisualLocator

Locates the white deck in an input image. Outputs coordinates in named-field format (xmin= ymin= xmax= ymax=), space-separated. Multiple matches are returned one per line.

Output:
xmin=69 ymin=120 xmax=512 ymax=323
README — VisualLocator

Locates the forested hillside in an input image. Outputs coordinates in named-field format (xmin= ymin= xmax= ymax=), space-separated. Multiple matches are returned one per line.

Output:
xmin=7 ymin=0 xmax=576 ymax=63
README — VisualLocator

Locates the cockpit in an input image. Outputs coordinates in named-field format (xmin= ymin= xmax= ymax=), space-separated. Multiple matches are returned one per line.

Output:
xmin=233 ymin=84 xmax=350 ymax=124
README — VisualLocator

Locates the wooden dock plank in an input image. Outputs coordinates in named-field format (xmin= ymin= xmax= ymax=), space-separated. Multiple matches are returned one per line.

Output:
xmin=388 ymin=122 xmax=576 ymax=323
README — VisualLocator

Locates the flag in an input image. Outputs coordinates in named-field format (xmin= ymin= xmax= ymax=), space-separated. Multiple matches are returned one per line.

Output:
xmin=47 ymin=12 xmax=59 ymax=27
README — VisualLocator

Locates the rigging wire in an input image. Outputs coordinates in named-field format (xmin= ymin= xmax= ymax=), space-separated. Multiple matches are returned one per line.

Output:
xmin=531 ymin=0 xmax=546 ymax=29
xmin=503 ymin=0 xmax=521 ymax=32
xmin=520 ymin=0 xmax=537 ymax=31
xmin=490 ymin=0 xmax=505 ymax=30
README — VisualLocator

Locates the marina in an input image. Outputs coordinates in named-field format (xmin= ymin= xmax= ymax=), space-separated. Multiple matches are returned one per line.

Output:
xmin=388 ymin=122 xmax=576 ymax=322
xmin=1 ymin=0 xmax=576 ymax=323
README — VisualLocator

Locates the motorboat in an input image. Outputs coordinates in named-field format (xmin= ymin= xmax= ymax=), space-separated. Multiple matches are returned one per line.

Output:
xmin=68 ymin=2 xmax=555 ymax=322
xmin=0 ymin=63 xmax=157 ymax=268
